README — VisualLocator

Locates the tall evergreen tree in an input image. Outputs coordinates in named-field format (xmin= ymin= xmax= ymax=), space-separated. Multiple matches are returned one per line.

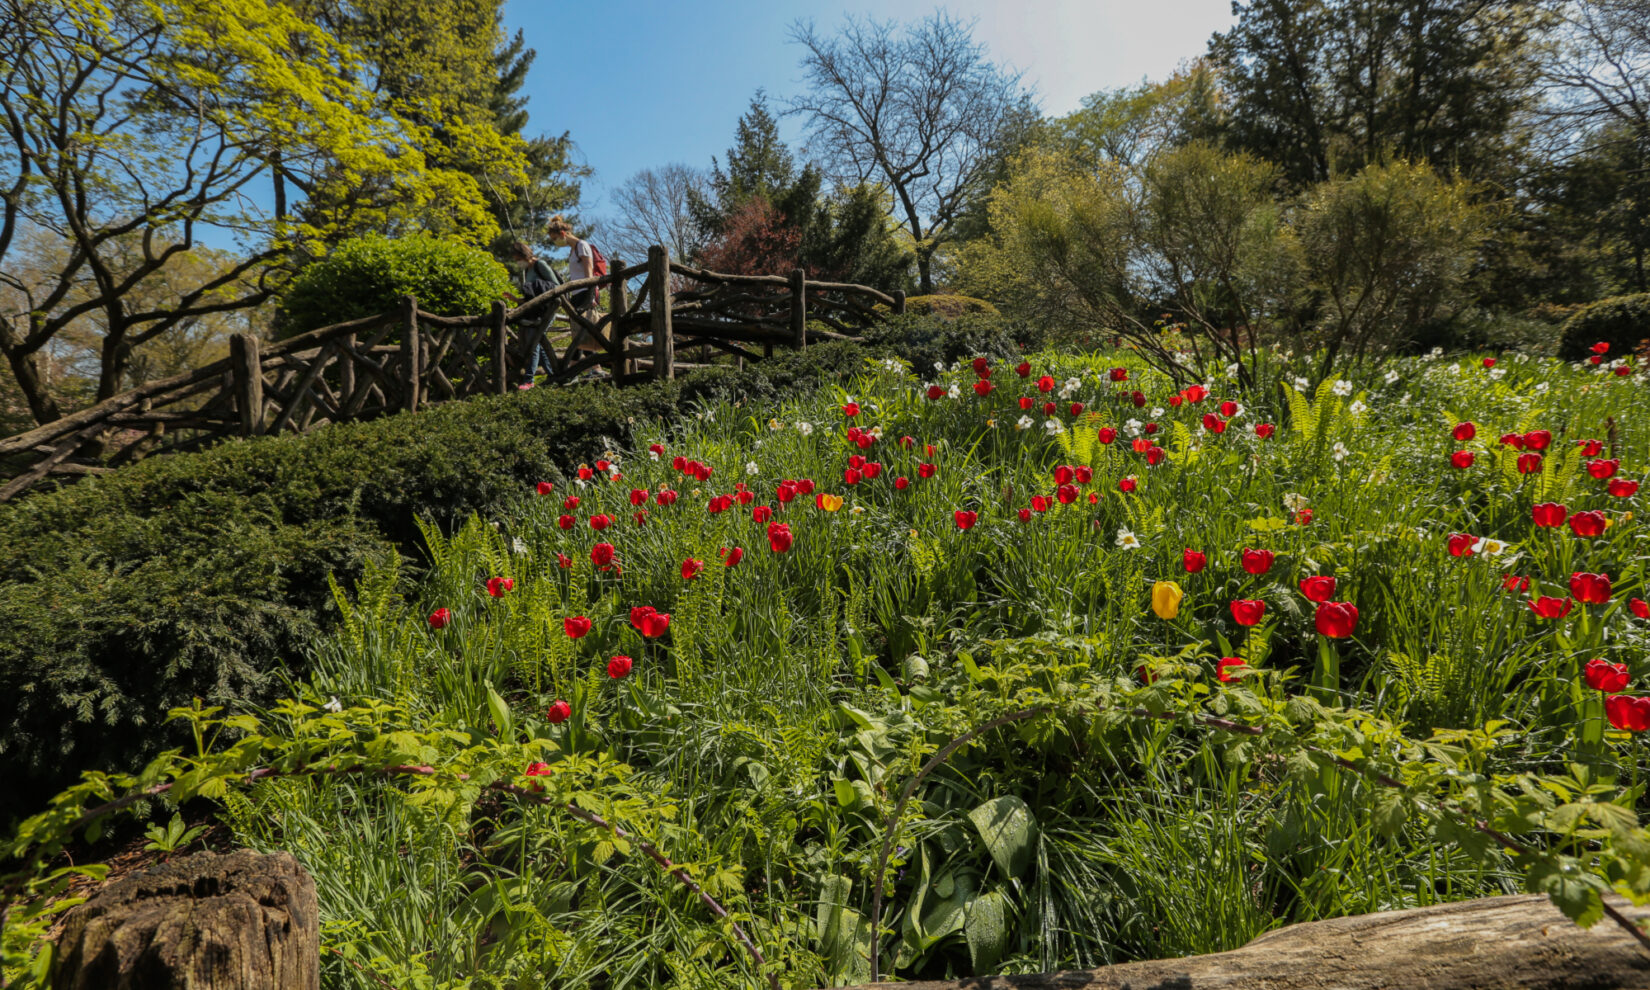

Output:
xmin=688 ymin=92 xmax=795 ymax=239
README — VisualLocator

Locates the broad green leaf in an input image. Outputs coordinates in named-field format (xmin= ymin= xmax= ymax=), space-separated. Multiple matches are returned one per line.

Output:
xmin=965 ymin=890 xmax=1010 ymax=973
xmin=968 ymin=795 xmax=1040 ymax=879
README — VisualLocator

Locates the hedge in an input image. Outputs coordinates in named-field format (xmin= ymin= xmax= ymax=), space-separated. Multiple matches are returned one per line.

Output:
xmin=0 ymin=317 xmax=1022 ymax=816
xmin=1557 ymin=293 xmax=1650 ymax=361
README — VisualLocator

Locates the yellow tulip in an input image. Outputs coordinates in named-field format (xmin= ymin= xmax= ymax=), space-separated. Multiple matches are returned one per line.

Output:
xmin=819 ymin=494 xmax=844 ymax=512
xmin=1151 ymin=581 xmax=1183 ymax=620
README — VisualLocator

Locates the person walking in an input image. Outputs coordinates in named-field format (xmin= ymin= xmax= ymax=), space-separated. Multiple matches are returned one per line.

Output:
xmin=548 ymin=215 xmax=606 ymax=358
xmin=509 ymin=240 xmax=560 ymax=386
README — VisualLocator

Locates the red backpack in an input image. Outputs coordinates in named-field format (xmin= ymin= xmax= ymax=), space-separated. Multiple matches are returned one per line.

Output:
xmin=589 ymin=242 xmax=609 ymax=278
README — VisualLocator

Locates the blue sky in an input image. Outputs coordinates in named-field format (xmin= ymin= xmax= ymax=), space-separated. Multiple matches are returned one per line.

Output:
xmin=503 ymin=0 xmax=1236 ymax=221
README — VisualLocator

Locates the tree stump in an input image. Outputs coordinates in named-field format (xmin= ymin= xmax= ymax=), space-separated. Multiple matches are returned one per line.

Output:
xmin=51 ymin=849 xmax=319 ymax=990
xmin=843 ymin=893 xmax=1650 ymax=990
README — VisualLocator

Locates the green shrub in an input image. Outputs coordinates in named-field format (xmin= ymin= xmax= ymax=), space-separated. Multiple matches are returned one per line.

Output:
xmin=276 ymin=234 xmax=515 ymax=338
xmin=1557 ymin=293 xmax=1650 ymax=361
xmin=900 ymin=294 xmax=1001 ymax=318
xmin=0 ymin=328 xmax=1027 ymax=813
xmin=863 ymin=311 xmax=1041 ymax=374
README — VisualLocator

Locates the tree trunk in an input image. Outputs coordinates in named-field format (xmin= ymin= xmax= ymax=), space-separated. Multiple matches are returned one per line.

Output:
xmin=1 ymin=316 xmax=62 ymax=426
xmin=844 ymin=894 xmax=1650 ymax=990
xmin=51 ymin=849 xmax=320 ymax=990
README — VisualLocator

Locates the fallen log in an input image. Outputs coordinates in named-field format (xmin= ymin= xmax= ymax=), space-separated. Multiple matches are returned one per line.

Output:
xmin=843 ymin=893 xmax=1650 ymax=990
xmin=51 ymin=848 xmax=319 ymax=990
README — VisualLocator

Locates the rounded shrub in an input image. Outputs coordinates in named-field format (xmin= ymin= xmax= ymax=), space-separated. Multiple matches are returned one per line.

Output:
xmin=900 ymin=294 xmax=1000 ymax=319
xmin=1557 ymin=293 xmax=1650 ymax=361
xmin=277 ymin=234 xmax=515 ymax=338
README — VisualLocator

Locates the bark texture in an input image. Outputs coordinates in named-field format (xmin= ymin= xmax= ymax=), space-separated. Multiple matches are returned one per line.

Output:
xmin=844 ymin=893 xmax=1650 ymax=990
xmin=51 ymin=849 xmax=319 ymax=990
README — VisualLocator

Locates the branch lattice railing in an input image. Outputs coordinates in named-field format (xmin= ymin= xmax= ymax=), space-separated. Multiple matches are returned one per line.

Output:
xmin=0 ymin=247 xmax=904 ymax=502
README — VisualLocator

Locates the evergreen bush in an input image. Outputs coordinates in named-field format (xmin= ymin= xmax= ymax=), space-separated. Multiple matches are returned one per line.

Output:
xmin=1557 ymin=293 xmax=1650 ymax=360
xmin=276 ymin=234 xmax=516 ymax=338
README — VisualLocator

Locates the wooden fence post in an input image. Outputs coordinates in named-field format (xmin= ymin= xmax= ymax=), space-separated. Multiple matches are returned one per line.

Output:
xmin=491 ymin=300 xmax=509 ymax=394
xmin=648 ymin=245 xmax=674 ymax=380
xmin=893 ymin=290 xmax=906 ymax=316
xmin=229 ymin=334 xmax=263 ymax=437
xmin=609 ymin=259 xmax=628 ymax=378
xmin=789 ymin=269 xmax=806 ymax=350
xmin=400 ymin=295 xmax=420 ymax=413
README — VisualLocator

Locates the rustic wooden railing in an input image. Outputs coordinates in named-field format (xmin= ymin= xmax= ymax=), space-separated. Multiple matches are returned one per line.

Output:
xmin=0 ymin=247 xmax=904 ymax=502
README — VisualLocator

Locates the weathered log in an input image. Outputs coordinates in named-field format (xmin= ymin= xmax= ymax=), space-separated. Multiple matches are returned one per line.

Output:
xmin=51 ymin=849 xmax=319 ymax=990
xmin=842 ymin=894 xmax=1650 ymax=990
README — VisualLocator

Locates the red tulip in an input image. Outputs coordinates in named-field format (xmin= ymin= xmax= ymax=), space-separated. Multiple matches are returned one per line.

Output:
xmin=563 ymin=496 xmax=580 ymax=510
xmin=1058 ymin=482 xmax=1080 ymax=503
xmin=1144 ymin=422 xmax=1160 ymax=434
xmin=776 ymin=481 xmax=798 ymax=503
xmin=1019 ymin=396 xmax=1034 ymax=410
xmin=1569 ymin=571 xmax=1612 ymax=604
xmin=1054 ymin=465 xmax=1074 ymax=485
xmin=682 ymin=558 xmax=704 ymax=580
xmin=1578 ymin=439 xmax=1604 ymax=456
xmin=1117 ymin=477 xmax=1137 ymax=494
xmin=899 ymin=435 xmax=915 ymax=448
xmin=607 ymin=655 xmax=633 ymax=679
xmin=487 ymin=577 xmax=514 ymax=597
xmin=1037 ymin=375 xmax=1055 ymax=393
xmin=1217 ymin=657 xmax=1246 ymax=682
xmin=1040 ymin=400 xmax=1057 ymax=416
xmin=1203 ymin=414 xmax=1228 ymax=434
xmin=649 ymin=443 xmax=666 ymax=456
xmin=1299 ymin=576 xmax=1337 ymax=603
xmin=1592 ymin=341 xmax=1611 ymax=354
xmin=721 ymin=546 xmax=744 ymax=567
xmin=1132 ymin=437 xmax=1152 ymax=453
xmin=656 ymin=489 xmax=679 ymax=506
xmin=1183 ymin=549 xmax=1207 ymax=573
xmin=524 ymin=762 xmax=552 ymax=789
xmin=557 ymin=514 xmax=575 ymax=530
xmin=848 ymin=454 xmax=865 ymax=470
xmin=1447 ymin=533 xmax=1476 ymax=557
xmin=1098 ymin=427 xmax=1117 ymax=444
xmin=1088 ymin=492 xmax=1100 ymax=504
xmin=855 ymin=434 xmax=874 ymax=450
xmin=954 ymin=510 xmax=978 ymax=530
xmin=1168 ymin=395 xmax=1184 ymax=407
xmin=629 ymin=488 xmax=649 ymax=506
xmin=767 ymin=522 xmax=794 ymax=553
xmin=973 ymin=380 xmax=994 ymax=396
xmin=1523 ymin=430 xmax=1551 ymax=451
xmin=1255 ymin=423 xmax=1276 ymax=439
xmin=1016 ymin=361 xmax=1031 ymax=377
xmin=1069 ymin=402 xmax=1085 ymax=416
xmin=577 ymin=467 xmax=593 ymax=481
xmin=1031 ymin=496 xmax=1052 ymax=513
xmin=591 ymin=543 xmax=615 ymax=567
xmin=707 ymin=495 xmax=733 ymax=514
xmin=843 ymin=467 xmax=862 ymax=485
xmin=1295 ymin=509 xmax=1314 ymax=526
xmin=428 ymin=608 xmax=451 ymax=629
xmin=633 ymin=510 xmax=649 ymax=526
xmin=1529 ymin=596 xmax=1574 ymax=619
xmin=843 ymin=402 xmax=859 ymax=417
xmin=1017 ymin=508 xmax=1032 ymax=522
xmin=1314 ymin=601 xmax=1359 ymax=638
xmin=923 ymin=445 xmax=935 ymax=458
xmin=1499 ymin=432 xmax=1526 ymax=450
xmin=1532 ymin=502 xmax=1567 ymax=528
xmin=1585 ymin=659 xmax=1630 ymax=694
xmin=895 ymin=476 xmax=910 ymax=490
xmin=1241 ymin=548 xmax=1275 ymax=575
xmin=1230 ymin=599 xmax=1266 ymax=626
xmin=1453 ymin=422 xmax=1476 ymax=441
xmin=536 ymin=481 xmax=555 ymax=495
xmin=918 ymin=463 xmax=936 ymax=479
xmin=556 ymin=553 xmax=573 ymax=569
xmin=1606 ymin=695 xmax=1650 ymax=732
xmin=972 ymin=357 xmax=991 ymax=377
xmin=1609 ymin=479 xmax=1640 ymax=497
xmin=1482 ymin=358 xmax=1496 ymax=368
xmin=1587 ymin=458 xmax=1621 ymax=480
xmin=547 ymin=700 xmax=571 ymax=724
xmin=1517 ymin=452 xmax=1543 ymax=474
xmin=1132 ymin=391 xmax=1147 ymax=408
xmin=1109 ymin=367 xmax=1128 ymax=382
xmin=1615 ymin=365 xmax=1632 ymax=377
xmin=1502 ymin=575 xmax=1530 ymax=593
xmin=1183 ymin=385 xmax=1208 ymax=403
xmin=926 ymin=385 xmax=945 ymax=400
xmin=1450 ymin=450 xmax=1474 ymax=469
xmin=1075 ymin=466 xmax=1094 ymax=484
xmin=590 ymin=514 xmax=613 ymax=531
xmin=640 ymin=611 xmax=671 ymax=637
xmin=1219 ymin=400 xmax=1238 ymax=417
xmin=1570 ymin=510 xmax=1608 ymax=537
xmin=564 ymin=616 xmax=592 ymax=639
xmin=1631 ymin=599 xmax=1649 ymax=619
xmin=1144 ymin=446 xmax=1165 ymax=466
xmin=752 ymin=505 xmax=773 ymax=524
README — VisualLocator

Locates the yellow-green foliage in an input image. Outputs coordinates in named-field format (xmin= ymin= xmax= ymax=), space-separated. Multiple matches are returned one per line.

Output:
xmin=901 ymin=295 xmax=1001 ymax=319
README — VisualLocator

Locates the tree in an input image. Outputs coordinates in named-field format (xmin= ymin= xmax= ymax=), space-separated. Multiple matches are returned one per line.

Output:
xmin=603 ymin=164 xmax=709 ymax=263
xmin=687 ymin=92 xmax=797 ymax=241
xmin=1209 ymin=0 xmax=1551 ymax=188
xmin=0 ymin=0 xmax=528 ymax=427
xmin=788 ymin=12 xmax=1033 ymax=294
xmin=484 ymin=28 xmax=588 ymax=250
xmin=1062 ymin=62 xmax=1228 ymax=168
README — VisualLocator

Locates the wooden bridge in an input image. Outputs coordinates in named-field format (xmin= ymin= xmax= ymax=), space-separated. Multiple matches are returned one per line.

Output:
xmin=0 ymin=246 xmax=904 ymax=502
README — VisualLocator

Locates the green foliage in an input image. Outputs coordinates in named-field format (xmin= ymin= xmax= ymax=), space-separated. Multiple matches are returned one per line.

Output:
xmin=277 ymin=235 xmax=516 ymax=337
xmin=901 ymin=295 xmax=1001 ymax=319
xmin=1557 ymin=293 xmax=1650 ymax=361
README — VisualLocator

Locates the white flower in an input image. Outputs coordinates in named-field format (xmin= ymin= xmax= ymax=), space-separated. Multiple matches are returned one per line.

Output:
xmin=1535 ymin=382 xmax=1549 ymax=393
xmin=512 ymin=536 xmax=529 ymax=555
xmin=850 ymin=505 xmax=866 ymax=514
xmin=866 ymin=425 xmax=884 ymax=440
xmin=1489 ymin=368 xmax=1506 ymax=380
xmin=1332 ymin=379 xmax=1353 ymax=396
xmin=796 ymin=421 xmax=814 ymax=436
xmin=1016 ymin=415 xmax=1034 ymax=430
xmin=1471 ymin=536 xmax=1508 ymax=557
xmin=1400 ymin=393 xmax=1412 ymax=406
xmin=881 ymin=357 xmax=903 ymax=372
xmin=745 ymin=461 xmax=759 ymax=476
xmin=1293 ymin=376 xmax=1310 ymax=392
xmin=1116 ymin=528 xmax=1141 ymax=550
xmin=1332 ymin=441 xmax=1349 ymax=461
xmin=1125 ymin=418 xmax=1143 ymax=437
xmin=1059 ymin=377 xmax=1082 ymax=398
xmin=1349 ymin=399 xmax=1367 ymax=415
xmin=648 ymin=449 xmax=661 ymax=461
xmin=1151 ymin=407 xmax=1165 ymax=418
xmin=1225 ymin=362 xmax=1241 ymax=377
xmin=1283 ymin=492 xmax=1309 ymax=512
xmin=1447 ymin=364 xmax=1462 ymax=376
xmin=934 ymin=361 xmax=946 ymax=372
xmin=768 ymin=418 xmax=783 ymax=431
xmin=1043 ymin=418 xmax=1065 ymax=436
xmin=323 ymin=696 xmax=343 ymax=713
xmin=1384 ymin=370 xmax=1400 ymax=384
xmin=947 ymin=383 xmax=961 ymax=399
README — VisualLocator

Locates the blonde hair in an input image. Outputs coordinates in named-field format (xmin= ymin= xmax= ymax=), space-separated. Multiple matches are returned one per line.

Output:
xmin=547 ymin=215 xmax=574 ymax=237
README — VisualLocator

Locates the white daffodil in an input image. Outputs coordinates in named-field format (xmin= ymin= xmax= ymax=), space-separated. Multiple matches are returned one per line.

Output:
xmin=1225 ymin=362 xmax=1241 ymax=377
xmin=1125 ymin=418 xmax=1144 ymax=437
xmin=1471 ymin=536 xmax=1508 ymax=557
xmin=768 ymin=418 xmax=783 ymax=431
xmin=796 ymin=421 xmax=814 ymax=436
xmin=323 ymin=696 xmax=343 ymax=713
xmin=512 ymin=536 xmax=529 ymax=555
xmin=1384 ymin=369 xmax=1401 ymax=384
xmin=1293 ymin=376 xmax=1310 ymax=391
xmin=746 ymin=461 xmax=759 ymax=476
xmin=867 ymin=425 xmax=884 ymax=439
xmin=1043 ymin=418 xmax=1065 ymax=436
xmin=1151 ymin=407 xmax=1166 ymax=418
xmin=1283 ymin=492 xmax=1309 ymax=512
xmin=1489 ymin=368 xmax=1506 ymax=380
xmin=1349 ymin=399 xmax=1367 ymax=415
xmin=1116 ymin=528 xmax=1141 ymax=550
xmin=1332 ymin=379 xmax=1353 ymax=396
xmin=947 ymin=383 xmax=961 ymax=399
xmin=1016 ymin=415 xmax=1034 ymax=430
xmin=648 ymin=449 xmax=661 ymax=461
xmin=1332 ymin=441 xmax=1350 ymax=461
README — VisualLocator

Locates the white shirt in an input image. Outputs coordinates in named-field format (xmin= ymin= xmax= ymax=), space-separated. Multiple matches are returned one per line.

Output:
xmin=566 ymin=239 xmax=594 ymax=280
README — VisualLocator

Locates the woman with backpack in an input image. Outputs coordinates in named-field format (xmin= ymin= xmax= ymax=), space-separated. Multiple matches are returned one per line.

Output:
xmin=548 ymin=215 xmax=608 ymax=357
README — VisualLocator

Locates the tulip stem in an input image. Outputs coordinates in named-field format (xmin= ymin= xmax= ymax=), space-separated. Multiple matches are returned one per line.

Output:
xmin=1314 ymin=636 xmax=1340 ymax=704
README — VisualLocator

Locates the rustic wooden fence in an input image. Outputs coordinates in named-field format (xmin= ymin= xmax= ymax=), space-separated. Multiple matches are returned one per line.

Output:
xmin=0 ymin=247 xmax=904 ymax=502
